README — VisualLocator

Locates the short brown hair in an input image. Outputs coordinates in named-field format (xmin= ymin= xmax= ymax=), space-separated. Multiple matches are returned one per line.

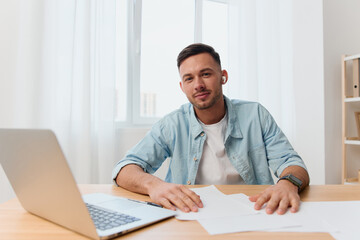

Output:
xmin=177 ymin=43 xmax=221 ymax=69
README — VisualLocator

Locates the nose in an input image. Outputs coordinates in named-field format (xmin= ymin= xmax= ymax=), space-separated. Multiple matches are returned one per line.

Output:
xmin=194 ymin=77 xmax=205 ymax=91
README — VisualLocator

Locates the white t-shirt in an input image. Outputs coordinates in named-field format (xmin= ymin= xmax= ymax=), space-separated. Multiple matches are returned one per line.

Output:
xmin=195 ymin=113 xmax=245 ymax=185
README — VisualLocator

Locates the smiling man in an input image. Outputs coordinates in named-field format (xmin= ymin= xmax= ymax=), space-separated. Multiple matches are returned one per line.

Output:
xmin=112 ymin=43 xmax=309 ymax=215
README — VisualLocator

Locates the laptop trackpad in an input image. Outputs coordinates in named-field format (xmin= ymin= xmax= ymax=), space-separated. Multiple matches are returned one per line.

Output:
xmin=83 ymin=193 xmax=143 ymax=212
xmin=100 ymin=199 xmax=142 ymax=212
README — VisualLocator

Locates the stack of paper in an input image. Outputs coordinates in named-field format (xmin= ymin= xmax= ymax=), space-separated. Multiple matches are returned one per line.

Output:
xmin=176 ymin=185 xmax=257 ymax=221
xmin=175 ymin=185 xmax=360 ymax=240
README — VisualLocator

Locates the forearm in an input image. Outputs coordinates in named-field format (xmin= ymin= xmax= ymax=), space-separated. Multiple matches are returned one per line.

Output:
xmin=279 ymin=165 xmax=310 ymax=192
xmin=116 ymin=164 xmax=203 ymax=212
xmin=116 ymin=164 xmax=163 ymax=195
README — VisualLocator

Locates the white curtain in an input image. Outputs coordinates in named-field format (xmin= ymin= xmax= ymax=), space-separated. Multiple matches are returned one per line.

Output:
xmin=227 ymin=0 xmax=296 ymax=142
xmin=0 ymin=0 xmax=117 ymax=189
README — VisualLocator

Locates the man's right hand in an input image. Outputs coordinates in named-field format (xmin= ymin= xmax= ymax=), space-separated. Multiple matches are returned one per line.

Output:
xmin=116 ymin=164 xmax=203 ymax=213
xmin=147 ymin=180 xmax=203 ymax=212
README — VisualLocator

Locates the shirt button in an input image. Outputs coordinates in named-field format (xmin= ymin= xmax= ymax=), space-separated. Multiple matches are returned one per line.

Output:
xmin=187 ymin=180 xmax=191 ymax=185
xmin=193 ymin=157 xmax=197 ymax=161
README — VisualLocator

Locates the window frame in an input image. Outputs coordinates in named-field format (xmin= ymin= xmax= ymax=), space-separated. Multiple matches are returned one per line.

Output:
xmin=116 ymin=0 xmax=228 ymax=128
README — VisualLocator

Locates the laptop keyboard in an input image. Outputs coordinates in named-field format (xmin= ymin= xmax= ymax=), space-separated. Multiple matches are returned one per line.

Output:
xmin=86 ymin=203 xmax=141 ymax=231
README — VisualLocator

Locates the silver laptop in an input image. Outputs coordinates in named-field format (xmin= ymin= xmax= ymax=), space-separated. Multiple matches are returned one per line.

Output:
xmin=0 ymin=129 xmax=175 ymax=240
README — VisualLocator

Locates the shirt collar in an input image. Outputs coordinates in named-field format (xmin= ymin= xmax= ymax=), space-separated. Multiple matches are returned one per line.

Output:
xmin=189 ymin=95 xmax=243 ymax=140
xmin=190 ymin=106 xmax=204 ymax=139
xmin=224 ymin=96 xmax=243 ymax=139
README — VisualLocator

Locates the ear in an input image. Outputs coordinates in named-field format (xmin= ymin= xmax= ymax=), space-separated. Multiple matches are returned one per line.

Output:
xmin=179 ymin=81 xmax=184 ymax=93
xmin=221 ymin=70 xmax=228 ymax=85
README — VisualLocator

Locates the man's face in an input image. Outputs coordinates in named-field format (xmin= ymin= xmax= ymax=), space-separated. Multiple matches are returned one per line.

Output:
xmin=179 ymin=53 xmax=226 ymax=111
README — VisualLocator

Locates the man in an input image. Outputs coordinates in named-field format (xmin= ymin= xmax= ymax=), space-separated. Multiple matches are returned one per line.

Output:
xmin=112 ymin=43 xmax=309 ymax=215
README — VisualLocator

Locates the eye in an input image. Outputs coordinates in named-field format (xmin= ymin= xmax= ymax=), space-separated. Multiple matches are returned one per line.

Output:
xmin=202 ymin=72 xmax=210 ymax=77
xmin=184 ymin=77 xmax=193 ymax=82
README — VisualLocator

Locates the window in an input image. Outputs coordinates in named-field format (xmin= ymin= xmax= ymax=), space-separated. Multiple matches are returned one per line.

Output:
xmin=115 ymin=0 xmax=229 ymax=126
xmin=115 ymin=0 xmax=128 ymax=122
xmin=140 ymin=0 xmax=194 ymax=120
xmin=202 ymin=0 xmax=229 ymax=94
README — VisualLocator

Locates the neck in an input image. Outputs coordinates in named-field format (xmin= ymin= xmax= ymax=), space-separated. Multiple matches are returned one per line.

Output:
xmin=195 ymin=98 xmax=226 ymax=125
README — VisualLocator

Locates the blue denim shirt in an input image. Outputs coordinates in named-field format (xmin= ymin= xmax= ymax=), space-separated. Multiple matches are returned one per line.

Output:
xmin=112 ymin=96 xmax=306 ymax=185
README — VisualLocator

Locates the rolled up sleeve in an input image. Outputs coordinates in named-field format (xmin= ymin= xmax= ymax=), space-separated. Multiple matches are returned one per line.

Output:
xmin=112 ymin=121 xmax=171 ymax=186
xmin=259 ymin=105 xmax=307 ymax=178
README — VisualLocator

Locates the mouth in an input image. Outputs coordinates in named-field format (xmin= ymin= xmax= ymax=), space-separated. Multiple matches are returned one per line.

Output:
xmin=194 ymin=91 xmax=210 ymax=100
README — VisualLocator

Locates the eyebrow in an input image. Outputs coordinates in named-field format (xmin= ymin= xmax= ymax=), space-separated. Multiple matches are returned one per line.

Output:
xmin=181 ymin=68 xmax=215 ymax=80
xmin=199 ymin=68 xmax=214 ymax=73
xmin=181 ymin=73 xmax=192 ymax=80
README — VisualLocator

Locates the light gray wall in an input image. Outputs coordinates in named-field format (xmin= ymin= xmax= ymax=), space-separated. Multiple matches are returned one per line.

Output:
xmin=0 ymin=0 xmax=18 ymax=204
xmin=323 ymin=0 xmax=360 ymax=183
xmin=292 ymin=0 xmax=325 ymax=184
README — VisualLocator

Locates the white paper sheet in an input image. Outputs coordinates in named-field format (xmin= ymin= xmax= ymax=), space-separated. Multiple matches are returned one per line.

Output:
xmin=230 ymin=193 xmax=360 ymax=240
xmin=229 ymin=193 xmax=337 ymax=233
xmin=176 ymin=187 xmax=360 ymax=239
xmin=198 ymin=192 xmax=340 ymax=235
xmin=175 ymin=185 xmax=257 ymax=220
xmin=271 ymin=201 xmax=360 ymax=240
xmin=198 ymin=214 xmax=303 ymax=235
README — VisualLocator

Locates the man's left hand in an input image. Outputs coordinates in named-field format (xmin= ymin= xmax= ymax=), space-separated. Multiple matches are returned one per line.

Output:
xmin=248 ymin=180 xmax=300 ymax=215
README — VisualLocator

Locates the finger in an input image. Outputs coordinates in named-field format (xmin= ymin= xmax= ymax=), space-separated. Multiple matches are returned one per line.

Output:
xmin=276 ymin=198 xmax=290 ymax=215
xmin=289 ymin=195 xmax=300 ymax=213
xmin=177 ymin=191 xmax=199 ymax=212
xmin=248 ymin=194 xmax=260 ymax=202
xmin=159 ymin=198 xmax=176 ymax=211
xmin=254 ymin=193 xmax=271 ymax=210
xmin=181 ymin=186 xmax=203 ymax=209
xmin=167 ymin=193 xmax=192 ymax=213
xmin=265 ymin=195 xmax=281 ymax=214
